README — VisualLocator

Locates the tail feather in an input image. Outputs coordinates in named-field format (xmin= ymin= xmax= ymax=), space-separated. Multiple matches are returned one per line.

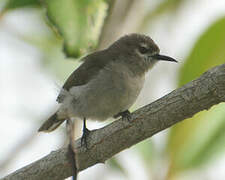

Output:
xmin=38 ymin=113 xmax=65 ymax=132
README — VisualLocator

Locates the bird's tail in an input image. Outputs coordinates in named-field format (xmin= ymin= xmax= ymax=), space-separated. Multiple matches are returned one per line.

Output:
xmin=38 ymin=113 xmax=65 ymax=132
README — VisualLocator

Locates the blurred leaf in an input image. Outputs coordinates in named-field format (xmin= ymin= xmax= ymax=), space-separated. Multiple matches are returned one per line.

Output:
xmin=135 ymin=140 xmax=156 ymax=178
xmin=179 ymin=17 xmax=225 ymax=86
xmin=23 ymin=32 xmax=80 ymax=82
xmin=139 ymin=0 xmax=187 ymax=31
xmin=135 ymin=140 xmax=155 ymax=164
xmin=188 ymin=105 xmax=225 ymax=166
xmin=167 ymin=17 xmax=225 ymax=177
xmin=107 ymin=157 xmax=127 ymax=176
xmin=4 ymin=0 xmax=40 ymax=10
xmin=42 ymin=0 xmax=107 ymax=58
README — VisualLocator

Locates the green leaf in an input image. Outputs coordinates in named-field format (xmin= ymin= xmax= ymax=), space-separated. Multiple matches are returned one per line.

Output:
xmin=178 ymin=17 xmax=225 ymax=86
xmin=43 ymin=0 xmax=107 ymax=58
xmin=4 ymin=0 xmax=40 ymax=10
xmin=167 ymin=17 xmax=225 ymax=176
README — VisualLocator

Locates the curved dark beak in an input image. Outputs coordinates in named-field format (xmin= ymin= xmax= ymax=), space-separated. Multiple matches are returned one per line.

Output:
xmin=152 ymin=54 xmax=178 ymax=63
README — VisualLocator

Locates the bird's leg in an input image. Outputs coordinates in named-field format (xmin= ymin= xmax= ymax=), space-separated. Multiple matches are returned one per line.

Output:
xmin=114 ymin=110 xmax=132 ymax=122
xmin=81 ymin=117 xmax=90 ymax=148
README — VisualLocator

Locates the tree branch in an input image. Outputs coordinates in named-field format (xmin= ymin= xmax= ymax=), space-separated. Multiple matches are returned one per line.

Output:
xmin=2 ymin=64 xmax=225 ymax=180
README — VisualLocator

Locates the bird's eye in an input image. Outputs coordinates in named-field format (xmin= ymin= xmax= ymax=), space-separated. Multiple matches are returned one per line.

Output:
xmin=138 ymin=46 xmax=148 ymax=54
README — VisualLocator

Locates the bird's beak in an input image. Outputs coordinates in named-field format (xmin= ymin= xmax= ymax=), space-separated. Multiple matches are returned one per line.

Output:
xmin=152 ymin=54 xmax=178 ymax=63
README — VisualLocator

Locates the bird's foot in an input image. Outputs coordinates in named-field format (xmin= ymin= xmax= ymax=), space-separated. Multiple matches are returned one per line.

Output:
xmin=114 ymin=110 xmax=131 ymax=122
xmin=81 ymin=127 xmax=91 ymax=149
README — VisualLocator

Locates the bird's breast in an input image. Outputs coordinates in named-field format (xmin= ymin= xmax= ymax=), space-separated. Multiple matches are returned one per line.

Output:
xmin=66 ymin=62 xmax=145 ymax=121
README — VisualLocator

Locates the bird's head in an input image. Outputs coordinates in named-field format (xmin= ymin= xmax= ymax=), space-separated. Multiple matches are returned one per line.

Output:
xmin=109 ymin=33 xmax=177 ymax=75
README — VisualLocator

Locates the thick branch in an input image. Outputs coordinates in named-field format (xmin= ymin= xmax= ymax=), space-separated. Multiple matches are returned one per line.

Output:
xmin=2 ymin=64 xmax=225 ymax=180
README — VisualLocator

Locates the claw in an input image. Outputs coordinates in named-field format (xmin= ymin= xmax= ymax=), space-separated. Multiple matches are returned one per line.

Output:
xmin=114 ymin=110 xmax=132 ymax=122
xmin=121 ymin=110 xmax=131 ymax=122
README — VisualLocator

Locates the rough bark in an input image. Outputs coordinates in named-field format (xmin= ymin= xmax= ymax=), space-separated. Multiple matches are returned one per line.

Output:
xmin=2 ymin=63 xmax=225 ymax=180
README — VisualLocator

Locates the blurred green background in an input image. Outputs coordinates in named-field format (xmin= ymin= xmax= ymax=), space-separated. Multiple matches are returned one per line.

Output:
xmin=0 ymin=0 xmax=225 ymax=180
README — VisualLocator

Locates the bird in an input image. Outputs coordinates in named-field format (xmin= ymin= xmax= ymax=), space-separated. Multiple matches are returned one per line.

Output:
xmin=38 ymin=33 xmax=177 ymax=179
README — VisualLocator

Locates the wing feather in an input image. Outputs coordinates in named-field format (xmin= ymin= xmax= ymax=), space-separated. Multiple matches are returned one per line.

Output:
xmin=57 ymin=49 xmax=113 ymax=102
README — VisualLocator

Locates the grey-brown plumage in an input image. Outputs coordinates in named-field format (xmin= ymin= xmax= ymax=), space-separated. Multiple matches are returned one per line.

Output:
xmin=38 ymin=33 xmax=177 ymax=132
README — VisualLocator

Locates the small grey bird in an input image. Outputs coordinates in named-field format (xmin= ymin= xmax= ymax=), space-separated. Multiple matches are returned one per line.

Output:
xmin=38 ymin=33 xmax=177 ymax=144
